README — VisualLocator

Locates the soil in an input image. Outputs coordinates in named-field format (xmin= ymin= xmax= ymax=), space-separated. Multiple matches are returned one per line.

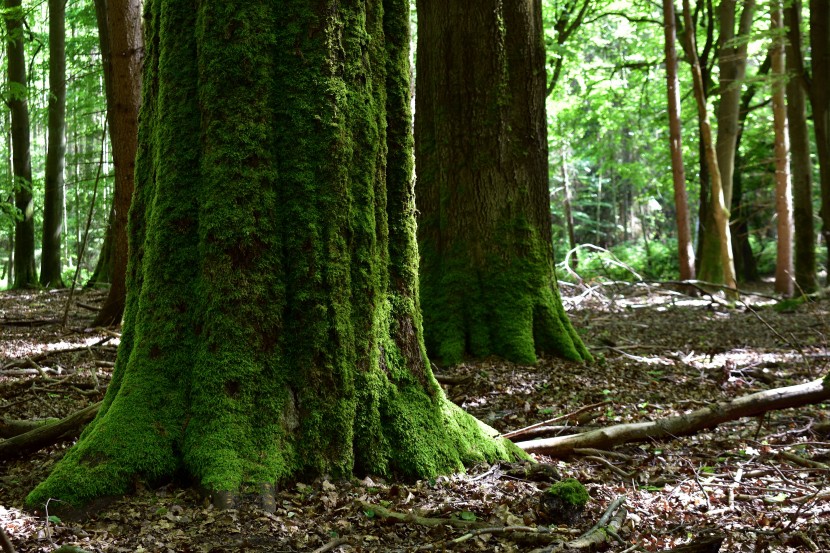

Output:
xmin=1 ymin=282 xmax=829 ymax=552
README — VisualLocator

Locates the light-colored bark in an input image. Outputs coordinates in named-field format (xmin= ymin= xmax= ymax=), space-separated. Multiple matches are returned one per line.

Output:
xmin=681 ymin=0 xmax=738 ymax=300
xmin=771 ymin=4 xmax=794 ymax=296
xmin=662 ymin=0 xmax=695 ymax=281
xmin=516 ymin=378 xmax=830 ymax=456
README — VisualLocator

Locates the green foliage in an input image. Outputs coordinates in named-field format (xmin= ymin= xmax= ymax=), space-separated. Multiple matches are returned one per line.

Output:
xmin=559 ymin=240 xmax=681 ymax=282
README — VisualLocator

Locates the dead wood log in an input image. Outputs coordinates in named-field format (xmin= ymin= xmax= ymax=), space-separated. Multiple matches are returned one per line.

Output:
xmin=516 ymin=378 xmax=830 ymax=456
xmin=0 ymin=417 xmax=59 ymax=439
xmin=0 ymin=401 xmax=100 ymax=460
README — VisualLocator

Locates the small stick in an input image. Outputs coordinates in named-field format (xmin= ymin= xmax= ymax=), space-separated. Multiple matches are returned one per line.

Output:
xmin=311 ymin=537 xmax=349 ymax=553
xmin=502 ymin=400 xmax=611 ymax=440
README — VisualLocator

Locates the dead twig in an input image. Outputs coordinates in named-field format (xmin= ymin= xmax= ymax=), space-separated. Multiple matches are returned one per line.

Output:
xmin=311 ymin=537 xmax=349 ymax=553
xmin=502 ymin=400 xmax=611 ymax=440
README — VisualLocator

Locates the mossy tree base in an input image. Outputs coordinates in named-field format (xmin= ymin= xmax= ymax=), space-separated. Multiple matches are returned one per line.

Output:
xmin=415 ymin=0 xmax=590 ymax=365
xmin=27 ymin=0 xmax=524 ymax=512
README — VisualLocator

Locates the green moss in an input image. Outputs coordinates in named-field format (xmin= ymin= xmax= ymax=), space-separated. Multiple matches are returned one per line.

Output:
xmin=420 ymin=217 xmax=590 ymax=365
xmin=28 ymin=0 xmax=521 ymax=512
xmin=546 ymin=478 xmax=589 ymax=508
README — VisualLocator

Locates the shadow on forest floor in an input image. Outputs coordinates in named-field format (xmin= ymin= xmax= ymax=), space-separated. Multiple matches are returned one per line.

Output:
xmin=1 ymin=283 xmax=829 ymax=552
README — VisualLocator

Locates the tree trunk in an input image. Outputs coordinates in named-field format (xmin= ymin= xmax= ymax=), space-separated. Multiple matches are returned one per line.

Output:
xmin=27 ymin=0 xmax=523 ymax=513
xmin=415 ymin=0 xmax=590 ymax=365
xmin=698 ymin=0 xmax=754 ymax=284
xmin=785 ymin=0 xmax=817 ymax=293
xmin=5 ymin=0 xmax=37 ymax=289
xmin=41 ymin=0 xmax=67 ymax=288
xmin=561 ymin=148 xmax=578 ymax=269
xmin=85 ymin=205 xmax=115 ymax=287
xmin=91 ymin=0 xmax=142 ymax=326
xmin=682 ymin=0 xmax=738 ymax=299
xmin=771 ymin=4 xmax=794 ymax=296
xmin=663 ymin=0 xmax=695 ymax=281
xmin=809 ymin=1 xmax=830 ymax=280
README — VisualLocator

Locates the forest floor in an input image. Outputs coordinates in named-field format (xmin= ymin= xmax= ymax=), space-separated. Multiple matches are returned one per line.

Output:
xmin=1 ymin=282 xmax=829 ymax=552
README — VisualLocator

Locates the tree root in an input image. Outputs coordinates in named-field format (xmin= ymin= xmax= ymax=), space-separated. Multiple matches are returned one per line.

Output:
xmin=0 ymin=401 xmax=100 ymax=460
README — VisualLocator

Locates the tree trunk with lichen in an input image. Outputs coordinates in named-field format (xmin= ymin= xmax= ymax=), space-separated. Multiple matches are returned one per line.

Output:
xmin=27 ymin=0 xmax=523 ymax=514
xmin=415 ymin=0 xmax=590 ymax=366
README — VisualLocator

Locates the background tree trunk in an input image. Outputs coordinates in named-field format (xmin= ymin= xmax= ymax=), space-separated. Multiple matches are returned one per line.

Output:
xmin=785 ymin=0 xmax=816 ymax=293
xmin=663 ymin=0 xmax=695 ymax=281
xmin=771 ymin=4 xmax=794 ymax=296
xmin=809 ymin=0 xmax=830 ymax=280
xmin=5 ymin=0 xmax=37 ymax=289
xmin=27 ymin=0 xmax=522 ymax=513
xmin=415 ymin=0 xmax=590 ymax=365
xmin=41 ymin=0 xmax=67 ymax=288
xmin=92 ymin=0 xmax=142 ymax=325
xmin=698 ymin=0 xmax=754 ymax=284
xmin=682 ymin=0 xmax=738 ymax=298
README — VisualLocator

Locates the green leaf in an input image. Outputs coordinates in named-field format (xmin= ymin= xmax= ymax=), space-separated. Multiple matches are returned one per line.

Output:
xmin=459 ymin=511 xmax=477 ymax=521
xmin=48 ymin=515 xmax=62 ymax=524
xmin=363 ymin=509 xmax=375 ymax=518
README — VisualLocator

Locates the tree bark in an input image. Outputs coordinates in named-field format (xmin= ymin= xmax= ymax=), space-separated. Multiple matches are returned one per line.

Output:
xmin=681 ymin=0 xmax=738 ymax=299
xmin=771 ymin=4 xmax=794 ymax=297
xmin=560 ymin=148 xmax=578 ymax=268
xmin=415 ymin=0 xmax=590 ymax=365
xmin=809 ymin=1 xmax=830 ymax=280
xmin=663 ymin=0 xmax=695 ymax=281
xmin=785 ymin=0 xmax=817 ymax=293
xmin=4 ymin=0 xmax=37 ymax=289
xmin=0 ymin=402 xmax=99 ymax=461
xmin=91 ymin=0 xmax=142 ymax=326
xmin=516 ymin=377 xmax=830 ymax=456
xmin=697 ymin=0 xmax=754 ymax=285
xmin=41 ymin=0 xmax=67 ymax=288
xmin=27 ymin=0 xmax=523 ymax=513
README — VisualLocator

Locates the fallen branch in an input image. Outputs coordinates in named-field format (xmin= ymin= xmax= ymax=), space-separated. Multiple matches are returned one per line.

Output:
xmin=0 ymin=401 xmax=101 ymax=460
xmin=0 ymin=417 xmax=60 ymax=439
xmin=540 ymin=496 xmax=627 ymax=553
xmin=502 ymin=400 xmax=611 ymax=440
xmin=516 ymin=378 xmax=830 ymax=456
xmin=359 ymin=501 xmax=490 ymax=529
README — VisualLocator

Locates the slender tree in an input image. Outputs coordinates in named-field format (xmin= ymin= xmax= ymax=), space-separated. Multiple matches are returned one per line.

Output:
xmin=28 ymin=0 xmax=522 ymax=512
xmin=90 ymin=0 xmax=143 ymax=325
xmin=662 ymin=0 xmax=695 ymax=281
xmin=785 ymin=0 xmax=816 ymax=292
xmin=682 ymin=0 xmax=738 ymax=299
xmin=5 ymin=0 xmax=37 ymax=288
xmin=415 ymin=0 xmax=590 ymax=366
xmin=771 ymin=3 xmax=793 ymax=296
xmin=697 ymin=0 xmax=754 ymax=284
xmin=810 ymin=0 xmax=830 ymax=278
xmin=41 ymin=0 xmax=68 ymax=287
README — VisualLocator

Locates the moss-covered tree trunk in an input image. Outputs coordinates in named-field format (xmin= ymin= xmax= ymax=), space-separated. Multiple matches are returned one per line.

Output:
xmin=28 ymin=0 xmax=522 ymax=512
xmin=414 ymin=0 xmax=590 ymax=366
xmin=5 ymin=0 xmax=38 ymax=289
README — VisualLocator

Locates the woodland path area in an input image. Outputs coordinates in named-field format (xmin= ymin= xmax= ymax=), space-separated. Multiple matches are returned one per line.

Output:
xmin=1 ymin=283 xmax=829 ymax=552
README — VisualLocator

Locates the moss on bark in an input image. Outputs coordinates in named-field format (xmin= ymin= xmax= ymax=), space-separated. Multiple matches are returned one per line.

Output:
xmin=415 ymin=0 xmax=590 ymax=365
xmin=27 ymin=0 xmax=524 ymax=511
